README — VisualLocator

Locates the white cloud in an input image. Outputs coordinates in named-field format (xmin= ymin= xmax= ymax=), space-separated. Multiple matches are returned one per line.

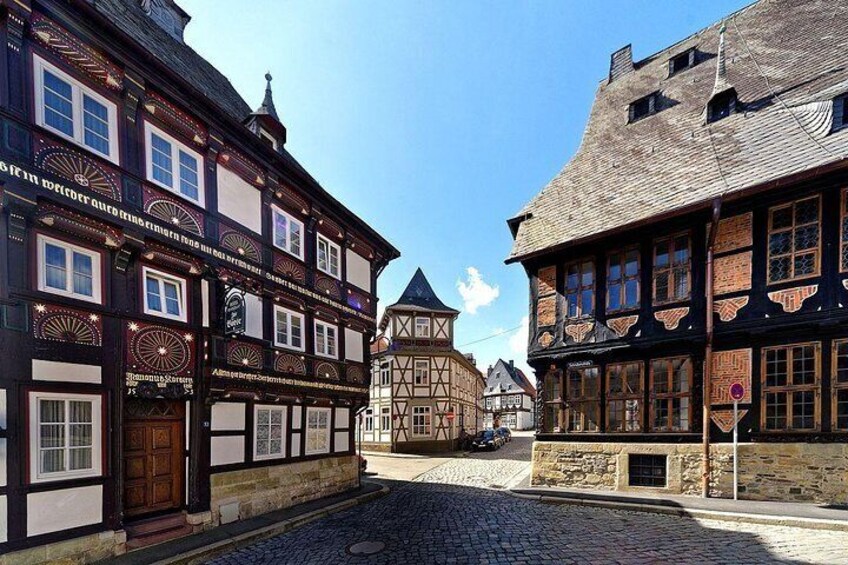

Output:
xmin=456 ymin=267 xmax=499 ymax=314
xmin=509 ymin=315 xmax=529 ymax=354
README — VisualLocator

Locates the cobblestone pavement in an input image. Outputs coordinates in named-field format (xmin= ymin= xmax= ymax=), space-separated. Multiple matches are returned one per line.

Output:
xmin=209 ymin=435 xmax=847 ymax=564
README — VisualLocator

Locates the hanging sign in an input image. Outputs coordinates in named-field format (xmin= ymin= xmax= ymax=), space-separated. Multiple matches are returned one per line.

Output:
xmin=224 ymin=293 xmax=246 ymax=336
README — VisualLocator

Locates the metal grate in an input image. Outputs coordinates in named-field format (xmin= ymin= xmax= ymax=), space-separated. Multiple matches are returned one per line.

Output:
xmin=628 ymin=454 xmax=667 ymax=487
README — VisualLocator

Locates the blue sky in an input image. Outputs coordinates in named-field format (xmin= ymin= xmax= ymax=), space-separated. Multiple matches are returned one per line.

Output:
xmin=180 ymin=0 xmax=749 ymax=378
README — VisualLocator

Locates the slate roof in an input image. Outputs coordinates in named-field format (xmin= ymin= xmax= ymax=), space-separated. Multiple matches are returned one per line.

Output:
xmin=507 ymin=0 xmax=848 ymax=263
xmin=484 ymin=359 xmax=536 ymax=397
xmin=386 ymin=268 xmax=459 ymax=314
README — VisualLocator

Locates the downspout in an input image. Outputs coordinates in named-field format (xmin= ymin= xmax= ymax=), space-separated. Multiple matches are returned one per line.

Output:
xmin=703 ymin=197 xmax=722 ymax=498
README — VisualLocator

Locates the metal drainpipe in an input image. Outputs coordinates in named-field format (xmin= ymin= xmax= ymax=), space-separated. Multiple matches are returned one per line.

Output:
xmin=703 ymin=197 xmax=722 ymax=498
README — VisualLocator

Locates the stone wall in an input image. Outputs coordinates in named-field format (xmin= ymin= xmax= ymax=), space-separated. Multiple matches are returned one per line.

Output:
xmin=0 ymin=529 xmax=125 ymax=565
xmin=362 ymin=441 xmax=392 ymax=453
xmin=210 ymin=455 xmax=359 ymax=524
xmin=532 ymin=441 xmax=848 ymax=503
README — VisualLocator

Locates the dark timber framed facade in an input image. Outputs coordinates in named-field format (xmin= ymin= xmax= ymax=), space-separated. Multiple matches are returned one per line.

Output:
xmin=508 ymin=0 xmax=848 ymax=502
xmin=0 ymin=0 xmax=398 ymax=561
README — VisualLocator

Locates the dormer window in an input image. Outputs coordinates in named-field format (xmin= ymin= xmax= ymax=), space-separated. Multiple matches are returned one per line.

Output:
xmin=840 ymin=96 xmax=848 ymax=128
xmin=668 ymin=49 xmax=696 ymax=77
xmin=259 ymin=128 xmax=278 ymax=150
xmin=629 ymin=92 xmax=659 ymax=123
xmin=707 ymin=89 xmax=737 ymax=123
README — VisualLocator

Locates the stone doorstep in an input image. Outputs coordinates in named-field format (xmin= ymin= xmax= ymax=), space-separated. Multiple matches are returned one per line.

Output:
xmin=509 ymin=489 xmax=848 ymax=533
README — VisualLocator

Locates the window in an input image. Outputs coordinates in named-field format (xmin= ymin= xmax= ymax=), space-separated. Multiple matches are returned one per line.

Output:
xmin=566 ymin=366 xmax=600 ymax=432
xmin=314 ymin=321 xmax=338 ymax=359
xmin=143 ymin=267 xmax=187 ymax=322
xmin=29 ymin=392 xmax=102 ymax=482
xmin=607 ymin=362 xmax=643 ymax=432
xmin=565 ymin=259 xmax=594 ymax=319
xmin=543 ymin=370 xmax=562 ymax=432
xmin=259 ymin=128 xmax=277 ymax=150
xmin=37 ymin=235 xmax=102 ymax=304
xmin=274 ymin=306 xmax=304 ymax=351
xmin=668 ymin=49 xmax=695 ymax=76
xmin=628 ymin=454 xmax=667 ymax=487
xmin=762 ymin=343 xmax=820 ymax=431
xmin=607 ymin=248 xmax=640 ymax=312
xmin=254 ymin=406 xmax=285 ymax=460
xmin=415 ymin=317 xmax=431 ymax=338
xmin=650 ymin=357 xmax=692 ymax=432
xmin=380 ymin=360 xmax=391 ymax=386
xmin=305 ymin=407 xmax=331 ymax=455
xmin=412 ymin=406 xmax=431 ymax=437
xmin=629 ymin=92 xmax=659 ymax=122
xmin=414 ymin=359 xmax=429 ymax=386
xmin=272 ymin=206 xmax=303 ymax=260
xmin=381 ymin=406 xmax=391 ymax=431
xmin=767 ymin=196 xmax=821 ymax=284
xmin=834 ymin=340 xmax=848 ymax=431
xmin=485 ymin=398 xmax=492 ymax=410
xmin=144 ymin=121 xmax=204 ymax=206
xmin=707 ymin=89 xmax=737 ymax=123
xmin=364 ymin=408 xmax=374 ymax=432
xmin=653 ymin=234 xmax=690 ymax=305
xmin=33 ymin=56 xmax=119 ymax=163
xmin=316 ymin=234 xmax=341 ymax=279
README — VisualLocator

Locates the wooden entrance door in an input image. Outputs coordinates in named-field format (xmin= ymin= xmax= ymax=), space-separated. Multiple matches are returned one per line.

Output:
xmin=123 ymin=400 xmax=184 ymax=518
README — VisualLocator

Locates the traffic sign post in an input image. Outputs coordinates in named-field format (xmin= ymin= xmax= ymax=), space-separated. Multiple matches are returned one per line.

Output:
xmin=729 ymin=382 xmax=746 ymax=501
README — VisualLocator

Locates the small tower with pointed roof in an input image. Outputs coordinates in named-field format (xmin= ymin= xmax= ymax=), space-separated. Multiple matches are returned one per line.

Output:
xmin=245 ymin=72 xmax=287 ymax=149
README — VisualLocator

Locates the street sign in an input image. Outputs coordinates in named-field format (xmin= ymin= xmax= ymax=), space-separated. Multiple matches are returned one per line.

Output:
xmin=729 ymin=380 xmax=746 ymax=501
xmin=224 ymin=293 xmax=246 ymax=336
xmin=729 ymin=382 xmax=745 ymax=401
xmin=446 ymin=412 xmax=455 ymax=421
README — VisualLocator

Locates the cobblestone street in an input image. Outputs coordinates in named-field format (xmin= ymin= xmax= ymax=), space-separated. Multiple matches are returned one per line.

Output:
xmin=209 ymin=435 xmax=848 ymax=564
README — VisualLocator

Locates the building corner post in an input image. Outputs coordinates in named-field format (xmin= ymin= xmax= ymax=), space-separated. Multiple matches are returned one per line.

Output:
xmin=703 ymin=197 xmax=722 ymax=498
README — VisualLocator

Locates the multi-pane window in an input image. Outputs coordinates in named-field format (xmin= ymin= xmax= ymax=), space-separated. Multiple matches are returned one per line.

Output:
xmin=314 ymin=321 xmax=337 ymax=358
xmin=381 ymin=406 xmax=391 ymax=431
xmin=607 ymin=248 xmax=640 ymax=312
xmin=254 ymin=406 xmax=285 ymax=460
xmin=37 ymin=235 xmax=101 ymax=303
xmin=414 ymin=359 xmax=429 ymax=386
xmin=274 ymin=306 xmax=304 ymax=351
xmin=272 ymin=207 xmax=304 ymax=260
xmin=565 ymin=260 xmax=594 ymax=318
xmin=543 ymin=371 xmax=562 ymax=432
xmin=380 ymin=360 xmax=391 ymax=386
xmin=415 ymin=317 xmax=431 ymax=338
xmin=607 ymin=362 xmax=644 ymax=432
xmin=143 ymin=267 xmax=187 ymax=322
xmin=412 ymin=406 xmax=431 ymax=437
xmin=566 ymin=367 xmax=600 ymax=432
xmin=305 ymin=408 xmax=330 ymax=455
xmin=834 ymin=340 xmax=848 ymax=431
xmin=145 ymin=122 xmax=204 ymax=206
xmin=762 ymin=343 xmax=820 ymax=431
xmin=30 ymin=393 xmax=101 ymax=482
xmin=767 ymin=196 xmax=820 ymax=283
xmin=650 ymin=357 xmax=692 ymax=432
xmin=34 ymin=56 xmax=118 ymax=163
xmin=317 ymin=234 xmax=341 ymax=279
xmin=653 ymin=234 xmax=690 ymax=304
xmin=364 ymin=408 xmax=374 ymax=432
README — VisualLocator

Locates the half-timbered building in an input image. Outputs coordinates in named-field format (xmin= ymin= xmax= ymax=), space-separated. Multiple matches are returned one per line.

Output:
xmin=483 ymin=359 xmax=536 ymax=430
xmin=362 ymin=268 xmax=484 ymax=453
xmin=508 ymin=0 xmax=848 ymax=503
xmin=0 ymin=0 xmax=398 ymax=561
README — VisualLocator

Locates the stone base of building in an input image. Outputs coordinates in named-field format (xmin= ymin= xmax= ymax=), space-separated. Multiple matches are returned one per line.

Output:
xmin=532 ymin=441 xmax=848 ymax=503
xmin=362 ymin=441 xmax=392 ymax=453
xmin=0 ymin=529 xmax=126 ymax=565
xmin=210 ymin=455 xmax=359 ymax=525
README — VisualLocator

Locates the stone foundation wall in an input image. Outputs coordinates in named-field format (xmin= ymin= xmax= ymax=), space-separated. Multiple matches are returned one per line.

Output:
xmin=210 ymin=455 xmax=359 ymax=524
xmin=532 ymin=441 xmax=848 ymax=503
xmin=362 ymin=442 xmax=392 ymax=453
xmin=0 ymin=529 xmax=126 ymax=565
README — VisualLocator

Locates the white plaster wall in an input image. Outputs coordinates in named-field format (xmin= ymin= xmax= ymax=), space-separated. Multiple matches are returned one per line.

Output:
xmin=217 ymin=165 xmax=262 ymax=234
xmin=345 ymin=249 xmax=371 ymax=292
xmin=211 ymin=436 xmax=245 ymax=466
xmin=344 ymin=328 xmax=363 ymax=363
xmin=32 ymin=360 xmax=101 ymax=384
xmin=291 ymin=432 xmax=301 ymax=457
xmin=0 ymin=495 xmax=6 ymax=543
xmin=334 ymin=431 xmax=350 ymax=452
xmin=0 ymin=439 xmax=6 ymax=487
xmin=202 ymin=279 xmax=210 ymax=328
xmin=244 ymin=292 xmax=263 ymax=340
xmin=211 ymin=402 xmax=246 ymax=431
xmin=0 ymin=389 xmax=5 ymax=429
xmin=335 ymin=408 xmax=350 ymax=428
xmin=27 ymin=485 xmax=102 ymax=536
xmin=292 ymin=406 xmax=302 ymax=429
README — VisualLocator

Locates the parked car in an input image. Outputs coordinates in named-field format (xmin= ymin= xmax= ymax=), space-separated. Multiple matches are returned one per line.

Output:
xmin=471 ymin=429 xmax=499 ymax=451
xmin=497 ymin=427 xmax=512 ymax=443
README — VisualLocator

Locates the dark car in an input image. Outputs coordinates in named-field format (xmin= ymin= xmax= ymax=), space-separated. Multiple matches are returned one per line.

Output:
xmin=471 ymin=430 xmax=499 ymax=451
xmin=497 ymin=427 xmax=512 ymax=443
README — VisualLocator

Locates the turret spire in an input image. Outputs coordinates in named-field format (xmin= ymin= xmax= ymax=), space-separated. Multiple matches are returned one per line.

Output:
xmin=255 ymin=72 xmax=279 ymax=121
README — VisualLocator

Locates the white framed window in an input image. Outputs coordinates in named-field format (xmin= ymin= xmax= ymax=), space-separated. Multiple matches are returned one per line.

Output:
xmin=144 ymin=121 xmax=205 ymax=207
xmin=29 ymin=392 xmax=102 ymax=483
xmin=259 ymin=128 xmax=278 ymax=150
xmin=380 ymin=360 xmax=391 ymax=387
xmin=412 ymin=406 xmax=431 ymax=437
xmin=381 ymin=406 xmax=391 ymax=431
xmin=272 ymin=206 xmax=304 ymax=260
xmin=305 ymin=407 xmax=331 ymax=455
xmin=315 ymin=320 xmax=338 ymax=359
xmin=415 ymin=317 xmax=431 ymax=338
xmin=274 ymin=305 xmax=305 ymax=351
xmin=37 ymin=234 xmax=102 ymax=304
xmin=364 ymin=408 xmax=374 ymax=432
xmin=142 ymin=266 xmax=187 ymax=322
xmin=316 ymin=233 xmax=341 ymax=279
xmin=414 ymin=359 xmax=429 ymax=386
xmin=253 ymin=405 xmax=286 ymax=461
xmin=33 ymin=55 xmax=119 ymax=164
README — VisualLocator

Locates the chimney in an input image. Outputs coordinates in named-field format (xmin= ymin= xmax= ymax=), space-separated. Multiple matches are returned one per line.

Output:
xmin=609 ymin=44 xmax=634 ymax=83
xmin=509 ymin=360 xmax=515 ymax=370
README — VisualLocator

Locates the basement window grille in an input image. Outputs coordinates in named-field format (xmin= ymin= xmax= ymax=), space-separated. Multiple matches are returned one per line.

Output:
xmin=628 ymin=454 xmax=667 ymax=487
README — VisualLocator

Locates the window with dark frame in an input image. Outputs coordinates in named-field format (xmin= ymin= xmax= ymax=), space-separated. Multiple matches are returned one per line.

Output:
xmin=566 ymin=366 xmax=600 ymax=432
xmin=841 ymin=97 xmax=848 ymax=127
xmin=653 ymin=234 xmax=690 ymax=305
xmin=762 ymin=343 xmax=819 ymax=432
xmin=565 ymin=259 xmax=594 ymax=319
xmin=543 ymin=370 xmax=562 ymax=433
xmin=607 ymin=362 xmax=644 ymax=432
xmin=767 ymin=196 xmax=820 ymax=284
xmin=668 ymin=49 xmax=696 ymax=76
xmin=607 ymin=247 xmax=640 ymax=312
xmin=707 ymin=89 xmax=737 ymax=123
xmin=629 ymin=92 xmax=658 ymax=123
xmin=628 ymin=454 xmax=667 ymax=487
xmin=649 ymin=357 xmax=692 ymax=432
xmin=833 ymin=340 xmax=848 ymax=431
